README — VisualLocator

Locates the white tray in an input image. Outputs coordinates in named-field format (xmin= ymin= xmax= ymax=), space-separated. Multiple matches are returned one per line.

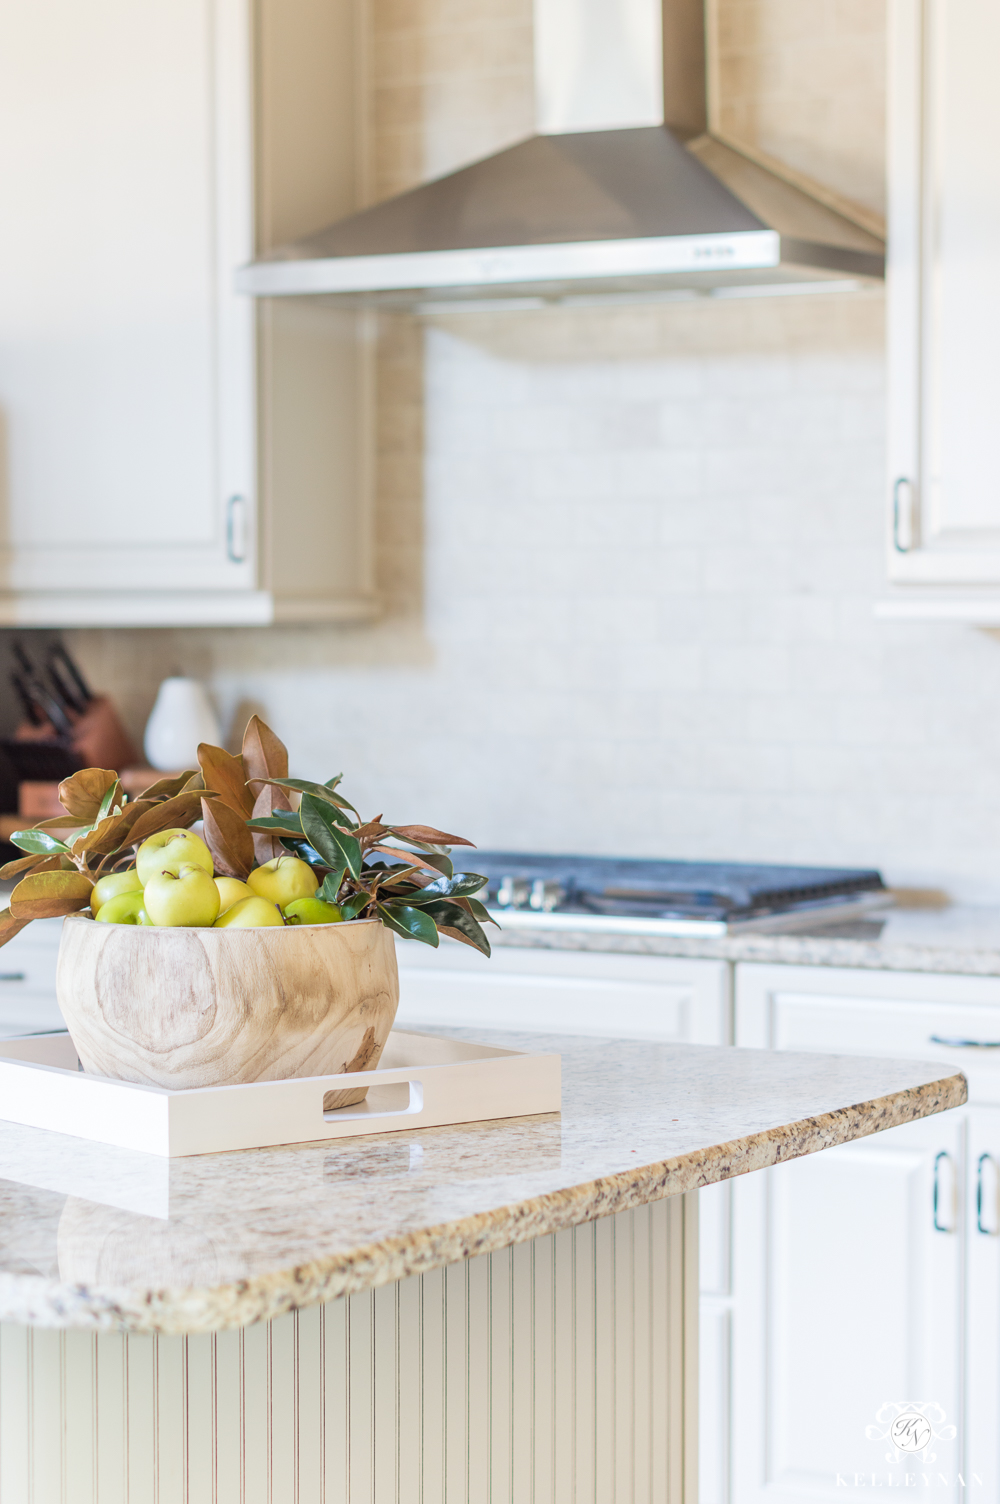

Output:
xmin=0 ymin=1030 xmax=561 ymax=1158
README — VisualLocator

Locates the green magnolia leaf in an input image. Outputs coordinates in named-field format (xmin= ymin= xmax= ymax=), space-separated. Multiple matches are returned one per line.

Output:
xmin=318 ymin=869 xmax=346 ymax=903
xmin=300 ymin=795 xmax=362 ymax=879
xmin=252 ymin=777 xmax=358 ymax=823
xmin=246 ymin=812 xmax=304 ymax=836
xmin=341 ymin=891 xmax=372 ymax=920
xmin=420 ymin=899 xmax=491 ymax=956
xmin=467 ymin=896 xmax=499 ymax=926
xmin=405 ymin=872 xmax=487 ymax=903
xmin=377 ymin=901 xmax=439 ymax=947
xmin=96 ymin=781 xmax=124 ymax=823
xmin=10 ymin=830 xmax=70 ymax=857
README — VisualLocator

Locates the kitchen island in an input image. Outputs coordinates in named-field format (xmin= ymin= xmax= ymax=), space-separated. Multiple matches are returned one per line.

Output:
xmin=0 ymin=1033 xmax=967 ymax=1503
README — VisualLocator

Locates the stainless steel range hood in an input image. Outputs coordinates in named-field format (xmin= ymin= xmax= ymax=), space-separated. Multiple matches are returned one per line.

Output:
xmin=237 ymin=0 xmax=884 ymax=307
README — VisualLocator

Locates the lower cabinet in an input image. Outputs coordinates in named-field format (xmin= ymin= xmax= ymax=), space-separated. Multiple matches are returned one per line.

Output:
xmin=395 ymin=939 xmax=733 ymax=1502
xmin=734 ymin=963 xmax=1000 ymax=1504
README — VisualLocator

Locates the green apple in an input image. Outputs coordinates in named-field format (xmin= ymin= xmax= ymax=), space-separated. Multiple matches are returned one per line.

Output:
xmin=95 ymin=889 xmax=152 ymax=925
xmin=283 ymin=897 xmax=344 ymax=925
xmin=90 ymin=868 xmax=143 ymax=918
xmin=214 ymin=876 xmax=253 ymax=915
xmin=213 ymin=895 xmax=285 ymax=928
xmin=247 ymin=855 xmax=318 ymax=908
xmin=143 ymin=863 xmax=221 ymax=927
xmin=136 ymin=828 xmax=214 ymax=886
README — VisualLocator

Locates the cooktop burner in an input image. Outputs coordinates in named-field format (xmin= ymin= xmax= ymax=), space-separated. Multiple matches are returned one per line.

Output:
xmin=469 ymin=853 xmax=888 ymax=935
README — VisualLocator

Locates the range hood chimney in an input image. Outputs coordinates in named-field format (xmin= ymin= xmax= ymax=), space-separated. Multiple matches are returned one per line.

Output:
xmin=238 ymin=0 xmax=884 ymax=306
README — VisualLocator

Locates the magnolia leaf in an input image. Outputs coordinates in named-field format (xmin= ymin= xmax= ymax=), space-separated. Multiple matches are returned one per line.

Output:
xmin=10 ymin=829 xmax=70 ymax=857
xmin=300 ymin=795 xmax=362 ymax=879
xmin=377 ymin=901 xmax=439 ymax=947
xmin=244 ymin=720 xmax=293 ymax=864
xmin=0 ymin=853 xmax=66 ymax=882
xmin=406 ymin=872 xmax=488 ymax=903
xmin=69 ymin=812 xmax=132 ymax=857
xmin=57 ymin=768 xmax=119 ymax=821
xmin=123 ymin=790 xmax=214 ymax=848
xmin=80 ymin=799 xmax=157 ymax=857
xmin=370 ymin=844 xmax=453 ymax=878
xmin=32 ymin=815 xmax=88 ymax=833
xmin=242 ymin=716 xmax=289 ymax=787
xmin=248 ymin=777 xmax=358 ymax=820
xmin=389 ymin=825 xmax=475 ymax=848
xmin=201 ymin=797 xmax=254 ymax=880
xmin=467 ymin=896 xmax=499 ymax=927
xmin=246 ymin=813 xmax=304 ymax=837
xmin=135 ymin=770 xmax=200 ymax=802
xmin=198 ymin=744 xmax=253 ymax=817
xmin=95 ymin=781 xmax=124 ymax=823
xmin=318 ymin=869 xmax=347 ymax=903
xmin=10 ymin=869 xmax=93 ymax=920
xmin=340 ymin=891 xmax=373 ymax=920
xmin=0 ymin=907 xmax=30 ymax=949
xmin=419 ymin=899 xmax=491 ymax=956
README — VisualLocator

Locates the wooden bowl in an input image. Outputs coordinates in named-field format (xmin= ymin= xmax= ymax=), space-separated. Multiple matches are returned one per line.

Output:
xmin=55 ymin=915 xmax=399 ymax=1108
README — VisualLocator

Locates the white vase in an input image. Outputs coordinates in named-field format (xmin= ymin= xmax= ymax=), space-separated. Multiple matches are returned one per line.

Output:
xmin=143 ymin=678 xmax=222 ymax=771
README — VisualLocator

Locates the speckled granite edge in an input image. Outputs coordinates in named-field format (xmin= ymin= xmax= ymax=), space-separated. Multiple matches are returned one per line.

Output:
xmin=0 ymin=1068 xmax=966 ymax=1336
xmin=492 ymin=923 xmax=1000 ymax=976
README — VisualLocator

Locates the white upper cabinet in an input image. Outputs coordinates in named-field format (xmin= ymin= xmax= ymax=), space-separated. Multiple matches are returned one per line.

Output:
xmin=884 ymin=0 xmax=1000 ymax=614
xmin=0 ymin=0 xmax=375 ymax=626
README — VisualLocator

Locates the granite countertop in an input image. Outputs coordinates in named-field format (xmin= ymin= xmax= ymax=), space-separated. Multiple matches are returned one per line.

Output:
xmin=0 ymin=1031 xmax=966 ymax=1334
xmin=491 ymin=901 xmax=1000 ymax=977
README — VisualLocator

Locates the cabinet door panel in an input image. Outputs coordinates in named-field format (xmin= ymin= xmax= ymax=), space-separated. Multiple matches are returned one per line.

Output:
xmin=967 ymin=1108 xmax=1000 ymax=1496
xmin=888 ymin=0 xmax=1000 ymax=581
xmin=0 ymin=0 xmax=254 ymax=595
xmin=732 ymin=1114 xmax=965 ymax=1503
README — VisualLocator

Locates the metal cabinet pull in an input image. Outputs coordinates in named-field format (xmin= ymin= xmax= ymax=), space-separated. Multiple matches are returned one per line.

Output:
xmin=0 ymin=973 xmax=24 ymax=983
xmin=933 ymin=1150 xmax=955 ymax=1232
xmin=893 ymin=477 xmax=914 ymax=553
xmin=929 ymin=1034 xmax=1000 ymax=1048
xmin=977 ymin=1153 xmax=997 ymax=1236
xmin=226 ymin=495 xmax=247 ymax=564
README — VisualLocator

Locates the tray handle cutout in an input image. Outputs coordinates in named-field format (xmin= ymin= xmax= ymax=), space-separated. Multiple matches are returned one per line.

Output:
xmin=323 ymin=1077 xmax=424 ymax=1122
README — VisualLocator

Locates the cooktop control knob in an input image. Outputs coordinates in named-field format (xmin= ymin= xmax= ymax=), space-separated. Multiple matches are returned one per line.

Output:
xmin=530 ymin=879 xmax=565 ymax=912
xmin=496 ymin=876 xmax=531 ymax=908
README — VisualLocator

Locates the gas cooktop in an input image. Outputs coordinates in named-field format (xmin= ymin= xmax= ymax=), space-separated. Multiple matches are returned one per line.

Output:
xmin=471 ymin=853 xmax=890 ymax=937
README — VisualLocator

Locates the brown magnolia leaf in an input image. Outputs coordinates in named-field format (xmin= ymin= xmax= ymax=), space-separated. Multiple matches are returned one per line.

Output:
xmin=10 ymin=869 xmax=93 ymax=919
xmin=201 ymin=797 xmax=255 ymax=880
xmin=69 ymin=813 xmax=133 ymax=858
xmin=57 ymin=769 xmax=120 ymax=821
xmin=0 ymin=907 xmax=30 ymax=949
xmin=250 ymin=783 xmax=292 ymax=864
xmin=123 ymin=790 xmax=216 ymax=848
xmin=33 ymin=815 xmax=88 ymax=833
xmin=135 ymin=769 xmax=199 ymax=802
xmin=370 ymin=845 xmax=444 ymax=877
xmin=389 ymin=825 xmax=475 ymax=848
xmin=198 ymin=744 xmax=253 ymax=818
xmin=242 ymin=716 xmax=289 ymax=788
xmin=80 ymin=798 xmax=157 ymax=857
xmin=0 ymin=852 xmax=63 ymax=882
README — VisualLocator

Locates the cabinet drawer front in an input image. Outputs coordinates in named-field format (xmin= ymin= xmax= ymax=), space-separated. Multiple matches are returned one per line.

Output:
xmin=737 ymin=962 xmax=1000 ymax=1103
xmin=397 ymin=966 xmax=692 ymax=1040
xmin=395 ymin=940 xmax=730 ymax=1044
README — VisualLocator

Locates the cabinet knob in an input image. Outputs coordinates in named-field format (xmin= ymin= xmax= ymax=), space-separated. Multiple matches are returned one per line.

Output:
xmin=226 ymin=495 xmax=247 ymax=563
